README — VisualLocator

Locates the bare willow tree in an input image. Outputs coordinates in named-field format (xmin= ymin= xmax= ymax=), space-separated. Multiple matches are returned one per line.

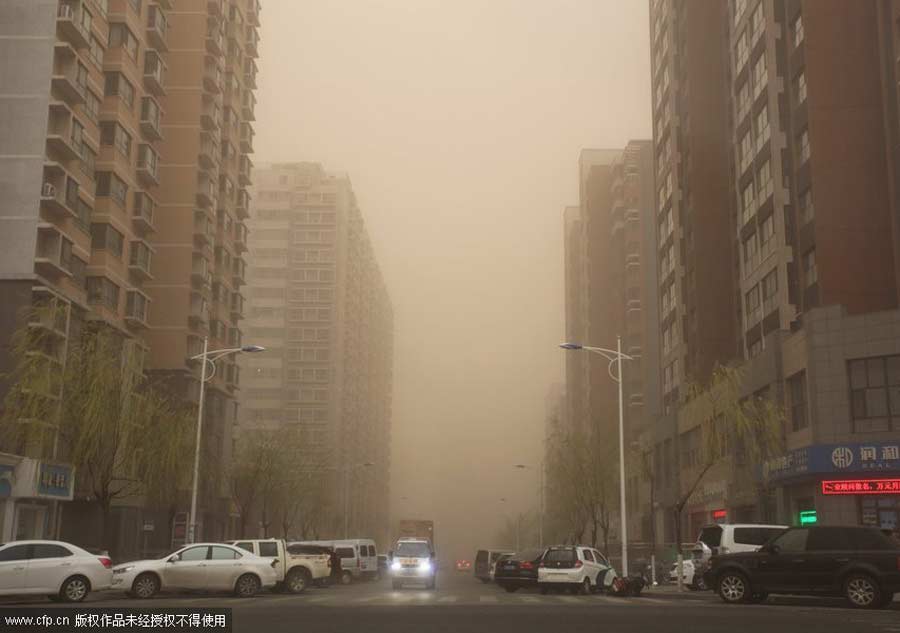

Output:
xmin=1 ymin=307 xmax=194 ymax=546
xmin=672 ymin=364 xmax=784 ymax=586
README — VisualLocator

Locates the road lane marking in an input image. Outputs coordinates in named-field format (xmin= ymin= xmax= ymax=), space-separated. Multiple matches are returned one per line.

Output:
xmin=518 ymin=596 xmax=541 ymax=603
xmin=437 ymin=596 xmax=457 ymax=603
xmin=479 ymin=595 xmax=499 ymax=603
xmin=353 ymin=596 xmax=380 ymax=603
xmin=306 ymin=596 xmax=329 ymax=603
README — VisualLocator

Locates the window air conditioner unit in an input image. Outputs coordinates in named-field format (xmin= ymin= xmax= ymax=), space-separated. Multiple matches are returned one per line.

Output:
xmin=42 ymin=183 xmax=57 ymax=198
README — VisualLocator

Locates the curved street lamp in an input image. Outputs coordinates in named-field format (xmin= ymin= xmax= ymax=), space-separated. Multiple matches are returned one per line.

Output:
xmin=187 ymin=337 xmax=265 ymax=544
xmin=559 ymin=336 xmax=633 ymax=575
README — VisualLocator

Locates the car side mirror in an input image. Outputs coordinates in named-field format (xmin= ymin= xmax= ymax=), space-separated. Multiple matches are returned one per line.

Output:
xmin=761 ymin=544 xmax=780 ymax=555
xmin=168 ymin=556 xmax=179 ymax=563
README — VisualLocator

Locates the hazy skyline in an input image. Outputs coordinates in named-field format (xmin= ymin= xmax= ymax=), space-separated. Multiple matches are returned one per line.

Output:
xmin=254 ymin=0 xmax=652 ymax=555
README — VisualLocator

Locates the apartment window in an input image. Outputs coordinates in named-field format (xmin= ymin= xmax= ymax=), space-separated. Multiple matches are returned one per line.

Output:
xmin=127 ymin=0 xmax=142 ymax=14
xmin=95 ymin=171 xmax=128 ymax=208
xmin=755 ymin=107 xmax=770 ymax=146
xmin=737 ymin=80 xmax=751 ymax=120
xmin=787 ymin=371 xmax=809 ymax=431
xmin=759 ymin=212 xmax=775 ymax=256
xmin=740 ymin=130 xmax=753 ymax=171
xmin=100 ymin=121 xmax=132 ymax=159
xmin=803 ymin=248 xmax=817 ymax=286
xmin=76 ymin=198 xmax=92 ymax=232
xmin=793 ymin=14 xmax=804 ymax=48
xmin=83 ymin=89 xmax=100 ymax=124
xmin=795 ymin=71 xmax=807 ymax=104
xmin=799 ymin=128 xmax=810 ymax=164
xmin=762 ymin=267 xmax=778 ymax=313
xmin=799 ymin=188 xmax=814 ymax=225
xmin=743 ymin=232 xmax=759 ymax=275
xmin=86 ymin=276 xmax=120 ymax=312
xmin=750 ymin=2 xmax=764 ymax=40
xmin=91 ymin=223 xmax=124 ymax=257
xmin=80 ymin=5 xmax=93 ymax=32
xmin=104 ymin=72 xmax=134 ymax=109
xmin=108 ymin=23 xmax=138 ymax=60
xmin=757 ymin=159 xmax=772 ymax=202
xmin=745 ymin=284 xmax=761 ymax=324
xmin=742 ymin=181 xmax=756 ymax=224
xmin=734 ymin=0 xmax=747 ymax=25
xmin=88 ymin=36 xmax=104 ymax=68
xmin=752 ymin=54 xmax=768 ymax=93
xmin=79 ymin=141 xmax=96 ymax=181
xmin=849 ymin=355 xmax=900 ymax=432
xmin=735 ymin=29 xmax=749 ymax=69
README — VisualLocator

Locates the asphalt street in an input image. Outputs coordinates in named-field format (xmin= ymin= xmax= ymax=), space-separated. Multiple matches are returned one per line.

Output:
xmin=1 ymin=572 xmax=898 ymax=633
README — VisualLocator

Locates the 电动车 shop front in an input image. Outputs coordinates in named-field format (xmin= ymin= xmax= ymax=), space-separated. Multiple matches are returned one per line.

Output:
xmin=0 ymin=453 xmax=75 ymax=542
xmin=764 ymin=442 xmax=900 ymax=531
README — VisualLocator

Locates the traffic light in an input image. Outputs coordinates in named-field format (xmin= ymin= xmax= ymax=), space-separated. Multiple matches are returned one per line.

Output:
xmin=799 ymin=510 xmax=817 ymax=525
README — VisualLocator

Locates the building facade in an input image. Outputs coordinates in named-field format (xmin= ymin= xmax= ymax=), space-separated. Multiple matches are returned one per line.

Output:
xmin=240 ymin=163 xmax=393 ymax=544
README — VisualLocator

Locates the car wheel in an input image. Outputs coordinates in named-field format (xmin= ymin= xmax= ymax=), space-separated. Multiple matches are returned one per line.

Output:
xmin=717 ymin=571 xmax=750 ymax=604
xmin=504 ymin=585 xmax=518 ymax=593
xmin=285 ymin=569 xmax=311 ymax=594
xmin=580 ymin=577 xmax=591 ymax=596
xmin=59 ymin=576 xmax=90 ymax=603
xmin=539 ymin=586 xmax=549 ymax=595
xmin=341 ymin=571 xmax=353 ymax=585
xmin=392 ymin=580 xmax=402 ymax=590
xmin=844 ymin=573 xmax=882 ymax=609
xmin=132 ymin=573 xmax=160 ymax=599
xmin=234 ymin=574 xmax=261 ymax=598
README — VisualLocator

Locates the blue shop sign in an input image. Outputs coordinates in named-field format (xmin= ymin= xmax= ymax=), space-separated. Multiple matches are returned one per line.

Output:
xmin=37 ymin=462 xmax=74 ymax=499
xmin=764 ymin=442 xmax=900 ymax=481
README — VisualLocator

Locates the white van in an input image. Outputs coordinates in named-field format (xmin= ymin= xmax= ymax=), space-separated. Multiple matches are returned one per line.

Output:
xmin=690 ymin=523 xmax=787 ymax=589
xmin=293 ymin=539 xmax=378 ymax=583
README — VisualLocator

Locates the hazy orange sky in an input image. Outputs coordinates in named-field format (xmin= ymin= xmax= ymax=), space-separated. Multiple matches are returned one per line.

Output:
xmin=254 ymin=0 xmax=652 ymax=556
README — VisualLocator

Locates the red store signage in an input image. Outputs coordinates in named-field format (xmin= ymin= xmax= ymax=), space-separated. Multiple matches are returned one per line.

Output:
xmin=821 ymin=479 xmax=900 ymax=495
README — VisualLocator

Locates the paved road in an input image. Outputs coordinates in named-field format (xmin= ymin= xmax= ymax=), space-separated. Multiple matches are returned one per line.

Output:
xmin=1 ymin=572 xmax=898 ymax=633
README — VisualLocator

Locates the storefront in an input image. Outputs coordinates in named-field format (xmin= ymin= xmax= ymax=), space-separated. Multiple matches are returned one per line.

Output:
xmin=0 ymin=453 xmax=75 ymax=542
xmin=764 ymin=441 xmax=900 ymax=529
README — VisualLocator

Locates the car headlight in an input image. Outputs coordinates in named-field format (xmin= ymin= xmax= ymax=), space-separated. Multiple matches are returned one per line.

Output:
xmin=113 ymin=566 xmax=134 ymax=575
xmin=418 ymin=561 xmax=432 ymax=572
xmin=391 ymin=562 xmax=402 ymax=571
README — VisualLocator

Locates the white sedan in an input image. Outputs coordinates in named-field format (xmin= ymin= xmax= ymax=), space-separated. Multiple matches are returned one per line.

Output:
xmin=0 ymin=540 xmax=113 ymax=602
xmin=111 ymin=543 xmax=278 ymax=599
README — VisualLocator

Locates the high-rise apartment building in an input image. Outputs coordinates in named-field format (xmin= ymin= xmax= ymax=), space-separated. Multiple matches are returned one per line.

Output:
xmin=240 ymin=163 xmax=393 ymax=544
xmin=0 ymin=0 xmax=171 ymax=545
xmin=139 ymin=0 xmax=260 ymax=544
xmin=647 ymin=0 xmax=900 ymax=539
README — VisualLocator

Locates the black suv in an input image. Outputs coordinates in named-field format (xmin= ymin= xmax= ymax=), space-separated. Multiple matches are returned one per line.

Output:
xmin=704 ymin=525 xmax=900 ymax=609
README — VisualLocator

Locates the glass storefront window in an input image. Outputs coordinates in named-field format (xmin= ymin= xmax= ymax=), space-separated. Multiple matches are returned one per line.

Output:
xmin=860 ymin=497 xmax=899 ymax=531
xmin=15 ymin=505 xmax=47 ymax=540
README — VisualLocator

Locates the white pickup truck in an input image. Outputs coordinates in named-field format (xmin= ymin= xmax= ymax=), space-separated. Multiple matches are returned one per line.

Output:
xmin=228 ymin=539 xmax=330 ymax=594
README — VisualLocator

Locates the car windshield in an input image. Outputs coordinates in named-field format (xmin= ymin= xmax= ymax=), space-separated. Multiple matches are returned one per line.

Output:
xmin=395 ymin=542 xmax=431 ymax=557
xmin=543 ymin=549 xmax=575 ymax=562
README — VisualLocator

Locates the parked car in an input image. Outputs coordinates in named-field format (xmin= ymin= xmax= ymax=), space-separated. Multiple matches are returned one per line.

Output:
xmin=494 ymin=549 xmax=545 ymax=592
xmin=111 ymin=543 xmax=278 ymax=599
xmin=293 ymin=539 xmax=378 ymax=583
xmin=389 ymin=538 xmax=436 ymax=590
xmin=288 ymin=544 xmax=336 ymax=587
xmin=704 ymin=525 xmax=900 ymax=609
xmin=691 ymin=523 xmax=788 ymax=590
xmin=537 ymin=545 xmax=613 ymax=595
xmin=377 ymin=554 xmax=388 ymax=576
xmin=0 ymin=540 xmax=112 ymax=602
xmin=455 ymin=559 xmax=471 ymax=572
xmin=669 ymin=558 xmax=696 ymax=587
xmin=229 ymin=539 xmax=330 ymax=593
xmin=474 ymin=549 xmax=515 ymax=583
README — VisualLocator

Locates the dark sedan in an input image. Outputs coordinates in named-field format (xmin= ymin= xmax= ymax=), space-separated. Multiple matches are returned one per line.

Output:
xmin=494 ymin=549 xmax=546 ymax=592
xmin=704 ymin=525 xmax=900 ymax=609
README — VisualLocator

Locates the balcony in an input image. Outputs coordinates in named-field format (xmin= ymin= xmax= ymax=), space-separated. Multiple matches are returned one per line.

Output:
xmin=233 ymin=222 xmax=248 ymax=252
xmin=243 ymin=58 xmax=258 ymax=89
xmin=199 ymin=134 xmax=218 ymax=169
xmin=39 ymin=167 xmax=80 ymax=220
xmin=189 ymin=293 xmax=210 ymax=330
xmin=147 ymin=5 xmax=169 ymax=52
xmin=34 ymin=224 xmax=73 ymax=279
xmin=235 ymin=189 xmax=250 ymax=219
xmin=206 ymin=25 xmax=224 ymax=55
xmin=45 ymin=102 xmax=82 ymax=162
xmin=56 ymin=3 xmax=90 ymax=49
xmin=201 ymin=100 xmax=220 ymax=131
xmin=136 ymin=144 xmax=160 ymax=186
xmin=241 ymin=91 xmax=256 ymax=121
xmin=209 ymin=0 xmax=226 ymax=16
xmin=143 ymin=50 xmax=167 ymax=96
xmin=239 ymin=122 xmax=254 ymax=153
xmin=132 ymin=191 xmax=155 ymax=234
xmin=625 ymin=253 xmax=641 ymax=270
xmin=625 ymin=208 xmax=640 ymax=224
xmin=128 ymin=240 xmax=154 ymax=280
xmin=196 ymin=174 xmax=217 ymax=209
xmin=140 ymin=97 xmax=163 ymax=141
xmin=232 ymin=258 xmax=246 ymax=287
xmin=28 ymin=297 xmax=69 ymax=338
xmin=245 ymin=26 xmax=259 ymax=58
xmin=246 ymin=0 xmax=261 ymax=26
xmin=124 ymin=290 xmax=150 ymax=329
xmin=194 ymin=211 xmax=214 ymax=245
xmin=238 ymin=154 xmax=252 ymax=185
xmin=203 ymin=59 xmax=223 ymax=94
xmin=51 ymin=62 xmax=87 ymax=105
xmin=230 ymin=292 xmax=244 ymax=320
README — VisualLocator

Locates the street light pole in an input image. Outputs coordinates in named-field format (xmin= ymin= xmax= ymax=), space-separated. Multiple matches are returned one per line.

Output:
xmin=559 ymin=338 xmax=633 ymax=576
xmin=186 ymin=340 xmax=265 ymax=544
